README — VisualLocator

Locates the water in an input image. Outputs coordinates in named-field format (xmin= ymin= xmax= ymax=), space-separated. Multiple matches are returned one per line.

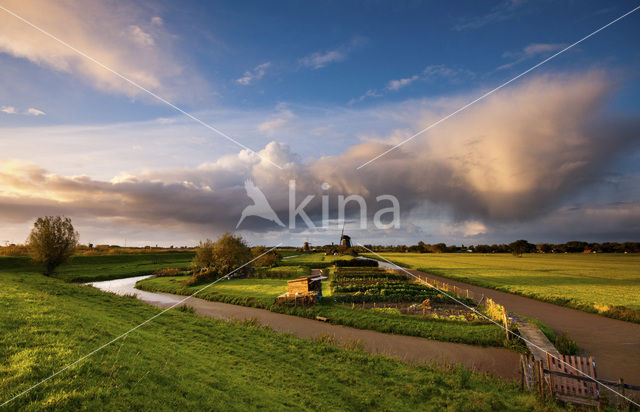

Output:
xmin=87 ymin=275 xmax=181 ymax=305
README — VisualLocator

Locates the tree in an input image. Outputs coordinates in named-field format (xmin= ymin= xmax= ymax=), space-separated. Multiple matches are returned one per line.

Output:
xmin=251 ymin=246 xmax=281 ymax=267
xmin=28 ymin=216 xmax=79 ymax=275
xmin=508 ymin=239 xmax=535 ymax=256
xmin=192 ymin=238 xmax=216 ymax=270
xmin=189 ymin=233 xmax=252 ymax=284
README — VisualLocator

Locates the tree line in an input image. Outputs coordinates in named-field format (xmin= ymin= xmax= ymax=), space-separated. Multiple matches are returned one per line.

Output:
xmin=360 ymin=240 xmax=640 ymax=254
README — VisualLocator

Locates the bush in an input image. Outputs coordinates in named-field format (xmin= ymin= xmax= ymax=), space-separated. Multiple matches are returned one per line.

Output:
xmin=186 ymin=268 xmax=221 ymax=285
xmin=0 ymin=244 xmax=30 ymax=257
xmin=334 ymin=259 xmax=378 ymax=267
xmin=555 ymin=332 xmax=579 ymax=355
xmin=251 ymin=246 xmax=281 ymax=268
xmin=153 ymin=268 xmax=187 ymax=277
xmin=191 ymin=233 xmax=252 ymax=276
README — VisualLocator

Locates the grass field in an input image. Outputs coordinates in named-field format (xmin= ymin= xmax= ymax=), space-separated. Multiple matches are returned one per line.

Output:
xmin=365 ymin=253 xmax=640 ymax=322
xmin=0 ymin=256 xmax=551 ymax=410
xmin=139 ymin=276 xmax=288 ymax=307
xmin=45 ymin=253 xmax=194 ymax=283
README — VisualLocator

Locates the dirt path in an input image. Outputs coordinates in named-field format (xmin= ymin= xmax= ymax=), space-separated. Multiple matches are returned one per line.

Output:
xmin=152 ymin=291 xmax=520 ymax=379
xmin=402 ymin=268 xmax=640 ymax=383
xmin=88 ymin=276 xmax=520 ymax=379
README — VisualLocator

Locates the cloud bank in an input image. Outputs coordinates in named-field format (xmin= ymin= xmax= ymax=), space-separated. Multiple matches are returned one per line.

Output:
xmin=0 ymin=72 xmax=638 ymax=241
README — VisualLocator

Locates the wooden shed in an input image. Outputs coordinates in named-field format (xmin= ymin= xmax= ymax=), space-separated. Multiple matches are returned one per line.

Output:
xmin=287 ymin=275 xmax=325 ymax=296
xmin=276 ymin=274 xmax=327 ymax=303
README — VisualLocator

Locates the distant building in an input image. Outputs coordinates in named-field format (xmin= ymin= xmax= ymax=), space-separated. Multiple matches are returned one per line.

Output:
xmin=302 ymin=241 xmax=310 ymax=252
xmin=340 ymin=234 xmax=351 ymax=248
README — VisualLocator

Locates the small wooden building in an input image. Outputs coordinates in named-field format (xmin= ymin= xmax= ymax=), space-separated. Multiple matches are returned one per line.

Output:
xmin=276 ymin=274 xmax=327 ymax=303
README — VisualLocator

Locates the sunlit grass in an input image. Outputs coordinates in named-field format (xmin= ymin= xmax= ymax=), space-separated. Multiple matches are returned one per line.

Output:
xmin=0 ymin=256 xmax=553 ymax=410
xmin=366 ymin=253 xmax=640 ymax=322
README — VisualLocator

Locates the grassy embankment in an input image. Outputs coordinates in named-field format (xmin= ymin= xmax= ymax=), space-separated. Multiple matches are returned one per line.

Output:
xmin=365 ymin=253 xmax=640 ymax=323
xmin=50 ymin=252 xmax=194 ymax=283
xmin=0 ymin=256 xmax=554 ymax=410
xmin=137 ymin=253 xmax=507 ymax=347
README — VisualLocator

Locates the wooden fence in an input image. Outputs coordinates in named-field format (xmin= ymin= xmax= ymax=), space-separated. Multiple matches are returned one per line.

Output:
xmin=521 ymin=354 xmax=640 ymax=408
xmin=409 ymin=273 xmax=481 ymax=303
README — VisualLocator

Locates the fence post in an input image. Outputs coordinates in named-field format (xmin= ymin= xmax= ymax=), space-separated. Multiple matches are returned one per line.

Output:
xmin=502 ymin=307 xmax=510 ymax=340
xmin=618 ymin=378 xmax=626 ymax=409
xmin=536 ymin=360 xmax=545 ymax=398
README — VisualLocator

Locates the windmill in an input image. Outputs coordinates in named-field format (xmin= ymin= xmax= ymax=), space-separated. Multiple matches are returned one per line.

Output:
xmin=340 ymin=224 xmax=351 ymax=248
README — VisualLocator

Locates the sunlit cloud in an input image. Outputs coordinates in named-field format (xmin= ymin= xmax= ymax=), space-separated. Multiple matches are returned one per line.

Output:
xmin=236 ymin=62 xmax=271 ymax=86
xmin=0 ymin=0 xmax=202 ymax=101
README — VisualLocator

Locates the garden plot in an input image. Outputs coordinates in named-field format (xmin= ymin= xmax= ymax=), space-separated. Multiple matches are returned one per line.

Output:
xmin=330 ymin=267 xmax=482 ymax=321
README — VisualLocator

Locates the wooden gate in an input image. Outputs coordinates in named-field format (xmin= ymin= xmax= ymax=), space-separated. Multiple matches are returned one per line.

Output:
xmin=546 ymin=354 xmax=599 ymax=406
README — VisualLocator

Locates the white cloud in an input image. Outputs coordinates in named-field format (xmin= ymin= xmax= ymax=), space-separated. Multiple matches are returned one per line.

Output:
xmin=25 ymin=107 xmax=46 ymax=116
xmin=499 ymin=43 xmax=567 ymax=70
xmin=348 ymin=89 xmax=383 ymax=105
xmin=0 ymin=0 xmax=199 ymax=100
xmin=299 ymin=50 xmax=345 ymax=70
xmin=129 ymin=25 xmax=155 ymax=47
xmin=299 ymin=37 xmax=366 ymax=70
xmin=386 ymin=75 xmax=419 ymax=91
xmin=257 ymin=106 xmax=295 ymax=136
xmin=352 ymin=64 xmax=472 ymax=104
xmin=1 ymin=106 xmax=17 ymax=114
xmin=453 ymin=0 xmax=528 ymax=31
xmin=236 ymin=62 xmax=271 ymax=86
xmin=151 ymin=16 xmax=163 ymax=26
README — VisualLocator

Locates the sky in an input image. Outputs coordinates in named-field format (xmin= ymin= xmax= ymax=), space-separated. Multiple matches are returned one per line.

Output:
xmin=1 ymin=0 xmax=639 ymax=247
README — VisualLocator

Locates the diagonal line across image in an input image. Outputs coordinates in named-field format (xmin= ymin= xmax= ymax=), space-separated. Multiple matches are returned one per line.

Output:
xmin=356 ymin=4 xmax=640 ymax=170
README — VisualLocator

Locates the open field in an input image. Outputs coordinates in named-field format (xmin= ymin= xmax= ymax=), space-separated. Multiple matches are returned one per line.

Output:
xmin=365 ymin=253 xmax=640 ymax=322
xmin=0 ymin=257 xmax=550 ymax=410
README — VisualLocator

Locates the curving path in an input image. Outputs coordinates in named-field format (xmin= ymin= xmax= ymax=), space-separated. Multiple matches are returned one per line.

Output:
xmin=88 ymin=276 xmax=520 ymax=380
xmin=381 ymin=265 xmax=640 ymax=383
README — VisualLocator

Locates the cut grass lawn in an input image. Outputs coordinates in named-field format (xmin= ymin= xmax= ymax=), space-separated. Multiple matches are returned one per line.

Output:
xmin=0 ymin=256 xmax=554 ymax=410
xmin=137 ymin=275 xmax=508 ymax=347
xmin=365 ymin=253 xmax=640 ymax=323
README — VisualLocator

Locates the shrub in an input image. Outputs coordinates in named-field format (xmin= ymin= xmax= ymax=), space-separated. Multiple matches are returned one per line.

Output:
xmin=186 ymin=268 xmax=220 ymax=286
xmin=334 ymin=259 xmax=378 ymax=267
xmin=153 ymin=268 xmax=187 ymax=277
xmin=0 ymin=244 xmax=30 ymax=257
xmin=191 ymin=233 xmax=252 ymax=276
xmin=555 ymin=332 xmax=579 ymax=355
xmin=251 ymin=246 xmax=281 ymax=267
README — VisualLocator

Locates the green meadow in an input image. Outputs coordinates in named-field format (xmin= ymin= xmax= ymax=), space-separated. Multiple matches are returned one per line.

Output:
xmin=0 ymin=256 xmax=552 ymax=411
xmin=366 ymin=253 xmax=640 ymax=322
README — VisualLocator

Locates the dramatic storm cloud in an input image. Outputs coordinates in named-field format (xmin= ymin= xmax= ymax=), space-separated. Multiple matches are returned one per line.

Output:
xmin=1 ymin=72 xmax=638 ymax=241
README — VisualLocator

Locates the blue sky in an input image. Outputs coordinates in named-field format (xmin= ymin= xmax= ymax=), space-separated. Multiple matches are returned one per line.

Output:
xmin=1 ymin=0 xmax=639 ymax=246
